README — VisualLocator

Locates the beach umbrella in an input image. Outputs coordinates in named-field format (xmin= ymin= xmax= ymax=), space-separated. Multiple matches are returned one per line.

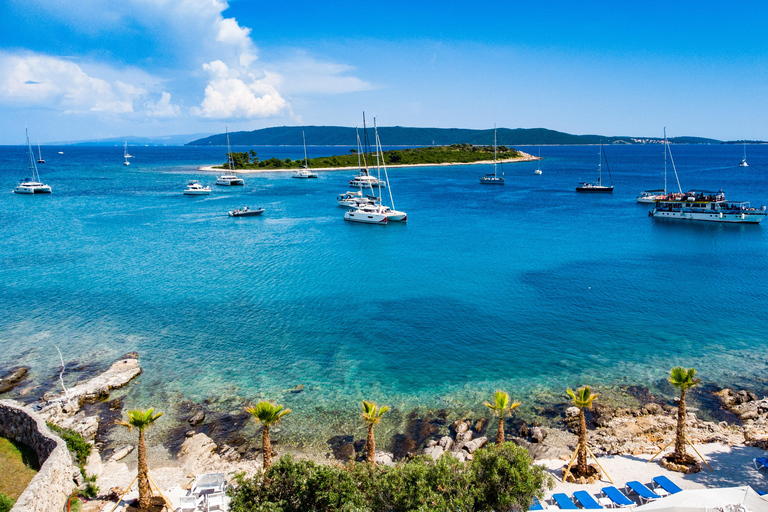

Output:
xmin=636 ymin=486 xmax=768 ymax=512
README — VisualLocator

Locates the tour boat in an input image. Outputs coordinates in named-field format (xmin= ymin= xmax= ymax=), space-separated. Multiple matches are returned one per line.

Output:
xmin=14 ymin=129 xmax=51 ymax=194
xmin=293 ymin=132 xmax=318 ymax=178
xmin=637 ymin=129 xmax=683 ymax=203
xmin=344 ymin=204 xmax=388 ymax=224
xmin=576 ymin=142 xmax=613 ymax=192
xmin=217 ymin=128 xmax=245 ymax=186
xmin=228 ymin=206 xmax=264 ymax=217
xmin=123 ymin=142 xmax=133 ymax=166
xmin=183 ymin=180 xmax=211 ymax=195
xmin=36 ymin=141 xmax=45 ymax=164
xmin=739 ymin=143 xmax=749 ymax=167
xmin=650 ymin=190 xmax=766 ymax=223
xmin=479 ymin=127 xmax=504 ymax=185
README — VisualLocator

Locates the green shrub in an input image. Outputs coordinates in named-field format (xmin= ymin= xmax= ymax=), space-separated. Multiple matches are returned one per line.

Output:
xmin=0 ymin=493 xmax=14 ymax=512
xmin=46 ymin=423 xmax=91 ymax=466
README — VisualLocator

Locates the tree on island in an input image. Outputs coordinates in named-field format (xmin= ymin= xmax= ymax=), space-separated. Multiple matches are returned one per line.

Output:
xmin=246 ymin=401 xmax=291 ymax=470
xmin=116 ymin=408 xmax=163 ymax=510
xmin=666 ymin=367 xmax=700 ymax=466
xmin=566 ymin=386 xmax=599 ymax=477
xmin=361 ymin=400 xmax=389 ymax=465
xmin=484 ymin=390 xmax=520 ymax=444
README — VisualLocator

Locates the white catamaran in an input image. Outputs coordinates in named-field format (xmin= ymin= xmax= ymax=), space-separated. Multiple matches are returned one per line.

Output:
xmin=14 ymin=129 xmax=51 ymax=194
xmin=293 ymin=131 xmax=318 ymax=178
xmin=216 ymin=128 xmax=245 ymax=186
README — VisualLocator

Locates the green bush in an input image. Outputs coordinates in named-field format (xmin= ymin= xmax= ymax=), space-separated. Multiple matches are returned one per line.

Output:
xmin=46 ymin=423 xmax=91 ymax=466
xmin=0 ymin=493 xmax=14 ymax=512
xmin=229 ymin=443 xmax=552 ymax=512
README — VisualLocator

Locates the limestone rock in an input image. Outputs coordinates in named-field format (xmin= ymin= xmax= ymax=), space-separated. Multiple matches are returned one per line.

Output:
xmin=374 ymin=451 xmax=395 ymax=467
xmin=0 ymin=367 xmax=28 ymax=394
xmin=424 ymin=444 xmax=444 ymax=461
xmin=109 ymin=445 xmax=134 ymax=462
xmin=289 ymin=384 xmax=305 ymax=394
xmin=463 ymin=437 xmax=487 ymax=454
xmin=530 ymin=427 xmax=547 ymax=444
xmin=565 ymin=406 xmax=580 ymax=418
xmin=189 ymin=411 xmax=205 ymax=426
xmin=426 ymin=439 xmax=438 ymax=448
xmin=438 ymin=436 xmax=454 ymax=451
xmin=474 ymin=418 xmax=487 ymax=432
xmin=179 ymin=433 xmax=219 ymax=467
xmin=519 ymin=424 xmax=530 ymax=438
xmin=48 ymin=352 xmax=141 ymax=405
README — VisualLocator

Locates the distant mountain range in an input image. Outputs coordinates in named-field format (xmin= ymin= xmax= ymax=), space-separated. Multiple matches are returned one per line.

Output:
xmin=186 ymin=126 xmax=723 ymax=146
xmin=53 ymin=133 xmax=213 ymax=146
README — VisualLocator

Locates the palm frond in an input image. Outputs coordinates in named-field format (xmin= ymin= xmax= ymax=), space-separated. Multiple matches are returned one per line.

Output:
xmin=361 ymin=400 xmax=389 ymax=425
xmin=669 ymin=367 xmax=700 ymax=390
xmin=246 ymin=401 xmax=291 ymax=426
xmin=117 ymin=408 xmax=163 ymax=431
xmin=567 ymin=386 xmax=598 ymax=409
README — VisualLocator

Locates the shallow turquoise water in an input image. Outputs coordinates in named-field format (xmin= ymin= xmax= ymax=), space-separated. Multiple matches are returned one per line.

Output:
xmin=1 ymin=143 xmax=767 ymax=443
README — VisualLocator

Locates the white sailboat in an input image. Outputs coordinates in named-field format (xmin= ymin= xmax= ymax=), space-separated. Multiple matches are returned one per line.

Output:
xmin=344 ymin=115 xmax=392 ymax=225
xmin=739 ymin=143 xmax=749 ymax=167
xmin=293 ymin=131 xmax=318 ymax=178
xmin=479 ymin=126 xmax=504 ymax=184
xmin=373 ymin=119 xmax=407 ymax=221
xmin=576 ymin=141 xmax=613 ymax=192
xmin=123 ymin=142 xmax=133 ymax=166
xmin=534 ymin=147 xmax=542 ymax=175
xmin=216 ymin=128 xmax=245 ymax=186
xmin=14 ymin=129 xmax=51 ymax=194
xmin=637 ymin=128 xmax=682 ymax=203
xmin=36 ymin=140 xmax=45 ymax=164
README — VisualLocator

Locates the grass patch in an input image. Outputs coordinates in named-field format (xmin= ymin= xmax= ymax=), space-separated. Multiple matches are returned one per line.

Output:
xmin=0 ymin=437 xmax=39 ymax=500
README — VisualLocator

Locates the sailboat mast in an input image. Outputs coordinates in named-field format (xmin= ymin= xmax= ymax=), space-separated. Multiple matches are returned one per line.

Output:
xmin=226 ymin=127 xmax=234 ymax=172
xmin=302 ymin=131 xmax=309 ymax=168
xmin=493 ymin=125 xmax=497 ymax=178
xmin=38 ymin=140 xmax=43 ymax=161
xmin=598 ymin=141 xmax=602 ymax=185
xmin=26 ymin=129 xmax=39 ymax=181
xmin=375 ymin=124 xmax=396 ymax=210
xmin=356 ymin=128 xmax=363 ymax=170
xmin=663 ymin=128 xmax=668 ymax=194
xmin=374 ymin=117 xmax=382 ymax=201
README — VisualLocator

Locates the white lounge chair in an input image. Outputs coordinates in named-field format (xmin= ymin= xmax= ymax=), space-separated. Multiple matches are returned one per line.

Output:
xmin=206 ymin=492 xmax=226 ymax=512
xmin=178 ymin=495 xmax=200 ymax=512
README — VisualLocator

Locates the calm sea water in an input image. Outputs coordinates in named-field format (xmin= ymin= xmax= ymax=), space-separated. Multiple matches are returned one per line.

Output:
xmin=1 ymin=143 xmax=767 ymax=446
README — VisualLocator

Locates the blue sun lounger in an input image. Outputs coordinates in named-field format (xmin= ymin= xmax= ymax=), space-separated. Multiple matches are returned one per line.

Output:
xmin=552 ymin=493 xmax=579 ymax=510
xmin=652 ymin=475 xmax=683 ymax=495
xmin=573 ymin=491 xmax=603 ymax=509
xmin=530 ymin=497 xmax=545 ymax=510
xmin=625 ymin=481 xmax=661 ymax=503
xmin=754 ymin=457 xmax=768 ymax=472
xmin=601 ymin=486 xmax=634 ymax=508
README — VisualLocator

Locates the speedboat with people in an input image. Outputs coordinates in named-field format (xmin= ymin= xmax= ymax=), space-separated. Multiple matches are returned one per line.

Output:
xmin=228 ymin=206 xmax=264 ymax=217
xmin=183 ymin=180 xmax=211 ymax=195
xmin=650 ymin=190 xmax=766 ymax=223
xmin=14 ymin=129 xmax=51 ymax=194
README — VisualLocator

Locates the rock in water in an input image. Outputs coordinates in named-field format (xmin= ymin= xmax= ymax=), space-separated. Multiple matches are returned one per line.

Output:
xmin=189 ymin=411 xmax=205 ymax=426
xmin=530 ymin=427 xmax=547 ymax=443
xmin=424 ymin=445 xmax=444 ymax=461
xmin=463 ymin=437 xmax=488 ymax=454
xmin=0 ymin=367 xmax=28 ymax=393
xmin=109 ymin=445 xmax=135 ymax=462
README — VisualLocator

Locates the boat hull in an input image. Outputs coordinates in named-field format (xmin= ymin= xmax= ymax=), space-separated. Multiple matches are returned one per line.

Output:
xmin=14 ymin=185 xmax=51 ymax=194
xmin=479 ymin=178 xmax=505 ymax=185
xmin=344 ymin=210 xmax=387 ymax=224
xmin=576 ymin=186 xmax=613 ymax=192
xmin=651 ymin=209 xmax=765 ymax=223
xmin=384 ymin=210 xmax=407 ymax=222
xmin=183 ymin=190 xmax=211 ymax=195
xmin=228 ymin=209 xmax=264 ymax=217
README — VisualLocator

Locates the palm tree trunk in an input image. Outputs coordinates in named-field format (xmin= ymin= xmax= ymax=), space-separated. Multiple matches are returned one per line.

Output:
xmin=366 ymin=424 xmax=376 ymax=465
xmin=137 ymin=429 xmax=151 ymax=509
xmin=674 ymin=388 xmax=687 ymax=459
xmin=577 ymin=409 xmax=587 ymax=475
xmin=262 ymin=424 xmax=272 ymax=469
xmin=496 ymin=415 xmax=505 ymax=444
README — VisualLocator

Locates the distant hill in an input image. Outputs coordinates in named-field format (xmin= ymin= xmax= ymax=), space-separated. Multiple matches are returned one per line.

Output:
xmin=186 ymin=126 xmax=721 ymax=146
xmin=56 ymin=133 xmax=214 ymax=146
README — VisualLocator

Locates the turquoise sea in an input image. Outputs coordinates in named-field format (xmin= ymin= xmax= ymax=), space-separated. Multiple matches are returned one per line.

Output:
xmin=1 ymin=143 xmax=767 ymax=449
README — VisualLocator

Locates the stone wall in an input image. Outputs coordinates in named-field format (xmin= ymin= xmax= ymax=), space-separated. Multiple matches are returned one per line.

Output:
xmin=0 ymin=399 xmax=76 ymax=512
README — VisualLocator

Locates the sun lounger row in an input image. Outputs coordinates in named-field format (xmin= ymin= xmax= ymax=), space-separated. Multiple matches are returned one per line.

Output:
xmin=537 ymin=475 xmax=684 ymax=510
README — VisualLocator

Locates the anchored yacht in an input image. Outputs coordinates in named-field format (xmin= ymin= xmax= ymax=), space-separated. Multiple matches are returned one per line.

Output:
xmin=14 ymin=129 xmax=51 ymax=194
xmin=183 ymin=180 xmax=211 ymax=195
xmin=217 ymin=128 xmax=245 ymax=186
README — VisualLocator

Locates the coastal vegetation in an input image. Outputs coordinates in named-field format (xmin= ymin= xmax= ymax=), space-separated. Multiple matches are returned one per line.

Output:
xmin=665 ymin=367 xmax=700 ymax=471
xmin=117 ymin=408 xmax=163 ymax=509
xmin=361 ymin=400 xmax=389 ymax=465
xmin=46 ymin=423 xmax=99 ymax=498
xmin=483 ymin=390 xmax=520 ymax=444
xmin=228 ymin=443 xmax=552 ymax=512
xmin=565 ymin=386 xmax=599 ymax=478
xmin=219 ymin=144 xmax=523 ymax=170
xmin=0 ymin=493 xmax=13 ymax=512
xmin=246 ymin=401 xmax=291 ymax=470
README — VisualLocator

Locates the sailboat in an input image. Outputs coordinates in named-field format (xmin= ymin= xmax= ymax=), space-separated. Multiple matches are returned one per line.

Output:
xmin=293 ymin=131 xmax=318 ymax=178
xmin=637 ymin=128 xmax=681 ymax=203
xmin=216 ymin=128 xmax=245 ymax=185
xmin=534 ymin=148 xmax=542 ymax=175
xmin=36 ymin=140 xmax=45 ymax=164
xmin=479 ymin=126 xmax=504 ymax=184
xmin=123 ymin=142 xmax=133 ymax=166
xmin=576 ymin=142 xmax=613 ymax=192
xmin=344 ymin=115 xmax=391 ymax=224
xmin=14 ymin=129 xmax=51 ymax=194
xmin=739 ymin=143 xmax=749 ymax=167
xmin=372 ymin=118 xmax=406 ymax=221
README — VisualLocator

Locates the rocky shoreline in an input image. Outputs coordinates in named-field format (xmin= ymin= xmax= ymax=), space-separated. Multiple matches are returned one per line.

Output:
xmin=2 ymin=353 xmax=767 ymax=502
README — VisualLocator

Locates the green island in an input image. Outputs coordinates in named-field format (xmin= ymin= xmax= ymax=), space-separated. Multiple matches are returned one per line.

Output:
xmin=214 ymin=144 xmax=526 ymax=170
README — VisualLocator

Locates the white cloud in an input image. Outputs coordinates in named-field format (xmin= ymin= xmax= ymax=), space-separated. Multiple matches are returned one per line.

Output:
xmin=216 ymin=17 xmax=257 ymax=68
xmin=192 ymin=60 xmax=287 ymax=119
xmin=144 ymin=91 xmax=181 ymax=118
xmin=265 ymin=53 xmax=373 ymax=95
xmin=0 ymin=52 xmax=144 ymax=114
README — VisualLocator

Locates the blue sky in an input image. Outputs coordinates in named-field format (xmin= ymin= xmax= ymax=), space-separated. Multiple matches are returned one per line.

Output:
xmin=0 ymin=0 xmax=766 ymax=144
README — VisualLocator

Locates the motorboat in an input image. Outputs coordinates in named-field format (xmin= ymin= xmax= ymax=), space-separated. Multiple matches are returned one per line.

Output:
xmin=14 ymin=129 xmax=51 ymax=194
xmin=183 ymin=180 xmax=211 ymax=195
xmin=228 ymin=206 xmax=264 ymax=217
xmin=337 ymin=190 xmax=377 ymax=207
xmin=217 ymin=128 xmax=244 ymax=185
xmin=637 ymin=189 xmax=666 ymax=204
xmin=344 ymin=204 xmax=388 ymax=224
xmin=293 ymin=132 xmax=318 ymax=178
xmin=576 ymin=142 xmax=613 ymax=192
xmin=651 ymin=190 xmax=766 ymax=223
xmin=381 ymin=205 xmax=407 ymax=222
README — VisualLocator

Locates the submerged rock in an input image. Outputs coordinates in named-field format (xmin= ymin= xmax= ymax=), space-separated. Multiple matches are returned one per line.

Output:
xmin=0 ymin=367 xmax=28 ymax=394
xmin=189 ymin=411 xmax=206 ymax=426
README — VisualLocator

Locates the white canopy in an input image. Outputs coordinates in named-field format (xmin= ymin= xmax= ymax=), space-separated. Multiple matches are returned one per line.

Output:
xmin=636 ymin=486 xmax=768 ymax=512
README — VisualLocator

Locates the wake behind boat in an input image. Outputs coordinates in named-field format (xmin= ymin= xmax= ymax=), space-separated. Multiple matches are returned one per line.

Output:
xmin=228 ymin=206 xmax=264 ymax=217
xmin=14 ymin=129 xmax=51 ymax=194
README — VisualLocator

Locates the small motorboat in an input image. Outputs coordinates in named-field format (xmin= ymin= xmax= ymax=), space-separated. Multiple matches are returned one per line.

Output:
xmin=228 ymin=206 xmax=264 ymax=217
xmin=183 ymin=180 xmax=211 ymax=195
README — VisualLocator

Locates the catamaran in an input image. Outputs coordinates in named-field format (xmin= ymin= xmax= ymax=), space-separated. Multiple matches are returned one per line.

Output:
xmin=637 ymin=129 xmax=681 ymax=203
xmin=479 ymin=127 xmax=504 ymax=184
xmin=293 ymin=131 xmax=318 ymax=178
xmin=739 ymin=143 xmax=749 ymax=167
xmin=576 ymin=142 xmax=613 ymax=192
xmin=14 ymin=129 xmax=51 ymax=194
xmin=216 ymin=128 xmax=245 ymax=186
xmin=123 ymin=142 xmax=133 ymax=166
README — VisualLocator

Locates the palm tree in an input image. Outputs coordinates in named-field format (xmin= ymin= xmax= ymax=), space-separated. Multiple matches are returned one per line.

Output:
xmin=567 ymin=386 xmax=598 ymax=476
xmin=669 ymin=367 xmax=699 ymax=461
xmin=116 ymin=408 xmax=163 ymax=510
xmin=361 ymin=400 xmax=389 ymax=465
xmin=245 ymin=401 xmax=291 ymax=469
xmin=483 ymin=390 xmax=521 ymax=444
